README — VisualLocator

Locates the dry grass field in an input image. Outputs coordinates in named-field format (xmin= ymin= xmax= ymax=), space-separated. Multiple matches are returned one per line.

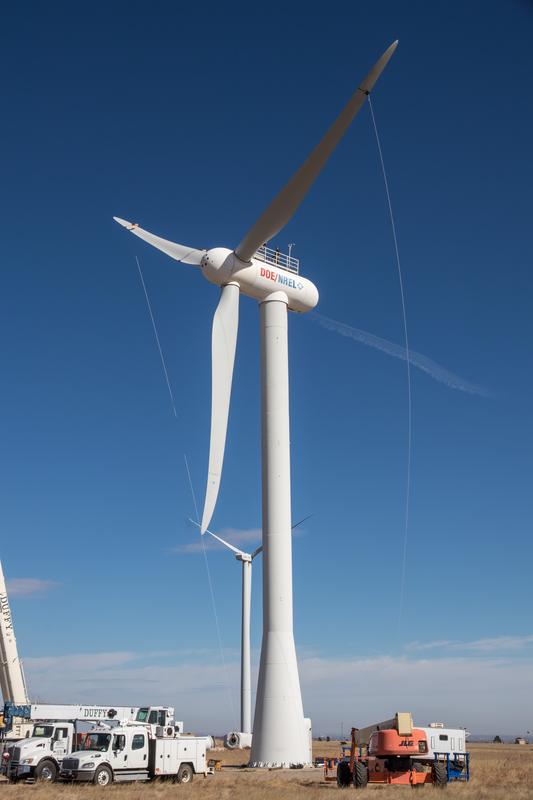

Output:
xmin=0 ymin=743 xmax=531 ymax=800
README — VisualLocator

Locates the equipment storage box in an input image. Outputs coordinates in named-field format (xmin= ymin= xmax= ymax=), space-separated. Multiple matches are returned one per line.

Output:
xmin=149 ymin=736 xmax=207 ymax=776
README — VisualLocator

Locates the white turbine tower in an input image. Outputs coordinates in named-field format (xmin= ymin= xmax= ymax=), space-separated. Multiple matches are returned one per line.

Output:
xmin=115 ymin=42 xmax=397 ymax=766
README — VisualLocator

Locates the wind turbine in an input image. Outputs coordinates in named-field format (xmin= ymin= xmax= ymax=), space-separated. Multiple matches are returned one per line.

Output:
xmin=190 ymin=520 xmax=261 ymax=749
xmin=115 ymin=42 xmax=397 ymax=766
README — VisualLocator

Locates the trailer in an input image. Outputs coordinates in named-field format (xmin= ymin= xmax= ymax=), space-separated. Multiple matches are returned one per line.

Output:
xmin=328 ymin=713 xmax=469 ymax=788
xmin=3 ymin=705 xmax=179 ymax=782
xmin=60 ymin=721 xmax=211 ymax=785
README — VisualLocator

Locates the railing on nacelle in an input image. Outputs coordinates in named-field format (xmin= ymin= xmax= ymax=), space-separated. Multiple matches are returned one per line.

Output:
xmin=254 ymin=244 xmax=299 ymax=275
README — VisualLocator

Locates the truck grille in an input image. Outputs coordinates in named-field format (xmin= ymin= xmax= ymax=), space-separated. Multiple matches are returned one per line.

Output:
xmin=61 ymin=758 xmax=79 ymax=770
xmin=8 ymin=747 xmax=21 ymax=774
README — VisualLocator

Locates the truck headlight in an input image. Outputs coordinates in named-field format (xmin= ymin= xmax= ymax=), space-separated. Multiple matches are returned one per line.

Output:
xmin=21 ymin=758 xmax=34 ymax=765
xmin=81 ymin=762 xmax=95 ymax=770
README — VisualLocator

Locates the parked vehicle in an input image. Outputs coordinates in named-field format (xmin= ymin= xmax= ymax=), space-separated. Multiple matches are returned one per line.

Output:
xmin=60 ymin=722 xmax=211 ymax=785
xmin=326 ymin=713 xmax=469 ymax=788
xmin=2 ymin=705 xmax=179 ymax=783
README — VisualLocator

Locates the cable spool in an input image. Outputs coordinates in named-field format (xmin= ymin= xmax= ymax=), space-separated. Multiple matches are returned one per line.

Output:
xmin=156 ymin=725 xmax=176 ymax=738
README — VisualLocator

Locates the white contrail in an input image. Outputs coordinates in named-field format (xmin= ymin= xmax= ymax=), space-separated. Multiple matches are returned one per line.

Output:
xmin=310 ymin=312 xmax=490 ymax=397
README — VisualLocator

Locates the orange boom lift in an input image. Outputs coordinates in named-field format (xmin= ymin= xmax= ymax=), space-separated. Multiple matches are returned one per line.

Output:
xmin=326 ymin=713 xmax=468 ymax=788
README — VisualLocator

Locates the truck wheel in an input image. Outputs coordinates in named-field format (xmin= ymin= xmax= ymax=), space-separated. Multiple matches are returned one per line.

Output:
xmin=353 ymin=762 xmax=368 ymax=789
xmin=93 ymin=766 xmax=113 ymax=786
xmin=176 ymin=763 xmax=194 ymax=784
xmin=336 ymin=761 xmax=351 ymax=787
xmin=34 ymin=760 xmax=58 ymax=782
xmin=432 ymin=762 xmax=447 ymax=788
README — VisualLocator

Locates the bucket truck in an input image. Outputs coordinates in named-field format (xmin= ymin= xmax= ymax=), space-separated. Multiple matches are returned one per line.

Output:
xmin=60 ymin=720 xmax=210 ymax=785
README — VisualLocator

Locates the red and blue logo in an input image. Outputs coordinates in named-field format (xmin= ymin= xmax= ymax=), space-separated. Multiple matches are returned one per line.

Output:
xmin=260 ymin=266 xmax=303 ymax=291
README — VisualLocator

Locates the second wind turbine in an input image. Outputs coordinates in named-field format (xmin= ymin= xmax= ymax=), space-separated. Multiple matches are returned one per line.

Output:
xmin=191 ymin=515 xmax=312 ymax=749
xmin=191 ymin=521 xmax=261 ymax=748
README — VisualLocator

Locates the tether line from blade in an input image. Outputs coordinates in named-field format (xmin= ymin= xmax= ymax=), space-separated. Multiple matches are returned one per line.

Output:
xmin=367 ymin=96 xmax=412 ymax=633
xmin=135 ymin=256 xmax=178 ymax=419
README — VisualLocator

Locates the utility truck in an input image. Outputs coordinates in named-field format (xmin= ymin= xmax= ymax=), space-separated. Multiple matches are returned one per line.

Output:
xmin=60 ymin=721 xmax=210 ymax=785
xmin=3 ymin=704 xmax=179 ymax=783
xmin=331 ymin=713 xmax=469 ymax=788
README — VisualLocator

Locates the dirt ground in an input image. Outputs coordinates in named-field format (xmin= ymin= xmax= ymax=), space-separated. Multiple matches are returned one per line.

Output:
xmin=0 ymin=742 xmax=531 ymax=799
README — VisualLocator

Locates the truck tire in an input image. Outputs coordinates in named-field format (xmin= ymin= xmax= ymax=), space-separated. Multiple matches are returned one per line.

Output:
xmin=353 ymin=761 xmax=368 ymax=789
xmin=336 ymin=760 xmax=351 ymax=787
xmin=176 ymin=763 xmax=194 ymax=784
xmin=93 ymin=765 xmax=113 ymax=786
xmin=432 ymin=762 xmax=447 ymax=788
xmin=34 ymin=760 xmax=58 ymax=782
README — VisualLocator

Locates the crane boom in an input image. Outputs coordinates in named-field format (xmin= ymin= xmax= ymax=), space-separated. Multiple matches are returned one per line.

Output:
xmin=0 ymin=561 xmax=29 ymax=705
xmin=2 ymin=702 xmax=178 ymax=732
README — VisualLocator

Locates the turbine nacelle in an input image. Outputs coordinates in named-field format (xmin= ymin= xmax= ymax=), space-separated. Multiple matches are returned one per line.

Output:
xmin=202 ymin=247 xmax=319 ymax=313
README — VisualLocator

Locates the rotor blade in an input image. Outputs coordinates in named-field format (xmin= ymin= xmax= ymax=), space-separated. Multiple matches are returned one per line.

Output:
xmin=250 ymin=515 xmax=310 ymax=558
xmin=113 ymin=217 xmax=204 ymax=265
xmin=201 ymin=283 xmax=240 ymax=533
xmin=291 ymin=514 xmax=313 ymax=531
xmin=188 ymin=519 xmax=246 ymax=556
xmin=234 ymin=41 xmax=398 ymax=263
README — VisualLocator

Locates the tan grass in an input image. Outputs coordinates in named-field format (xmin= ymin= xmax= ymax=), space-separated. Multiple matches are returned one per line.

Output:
xmin=0 ymin=742 xmax=531 ymax=799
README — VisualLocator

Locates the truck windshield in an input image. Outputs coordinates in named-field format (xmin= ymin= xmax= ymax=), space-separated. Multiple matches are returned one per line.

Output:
xmin=136 ymin=708 xmax=149 ymax=722
xmin=32 ymin=725 xmax=54 ymax=738
xmin=84 ymin=733 xmax=111 ymax=752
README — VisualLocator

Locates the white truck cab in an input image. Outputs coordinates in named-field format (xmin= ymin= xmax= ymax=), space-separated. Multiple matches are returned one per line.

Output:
xmin=61 ymin=723 xmax=210 ymax=785
xmin=4 ymin=721 xmax=74 ymax=782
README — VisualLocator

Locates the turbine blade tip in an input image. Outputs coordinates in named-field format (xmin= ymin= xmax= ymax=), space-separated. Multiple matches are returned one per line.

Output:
xmin=113 ymin=216 xmax=132 ymax=228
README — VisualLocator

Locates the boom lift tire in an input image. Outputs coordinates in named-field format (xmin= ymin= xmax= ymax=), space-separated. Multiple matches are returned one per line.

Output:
xmin=176 ymin=763 xmax=194 ymax=784
xmin=411 ymin=761 xmax=424 ymax=789
xmin=432 ymin=762 xmax=447 ymax=788
xmin=93 ymin=766 xmax=113 ymax=786
xmin=353 ymin=761 xmax=369 ymax=789
xmin=336 ymin=761 xmax=351 ymax=788
xmin=34 ymin=760 xmax=57 ymax=782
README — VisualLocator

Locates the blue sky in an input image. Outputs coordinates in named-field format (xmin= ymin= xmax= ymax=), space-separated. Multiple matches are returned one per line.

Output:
xmin=1 ymin=0 xmax=532 ymax=735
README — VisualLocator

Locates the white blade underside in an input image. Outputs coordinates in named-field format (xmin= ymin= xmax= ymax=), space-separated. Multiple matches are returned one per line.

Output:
xmin=235 ymin=41 xmax=398 ymax=263
xmin=201 ymin=283 xmax=240 ymax=533
xmin=113 ymin=217 xmax=204 ymax=265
